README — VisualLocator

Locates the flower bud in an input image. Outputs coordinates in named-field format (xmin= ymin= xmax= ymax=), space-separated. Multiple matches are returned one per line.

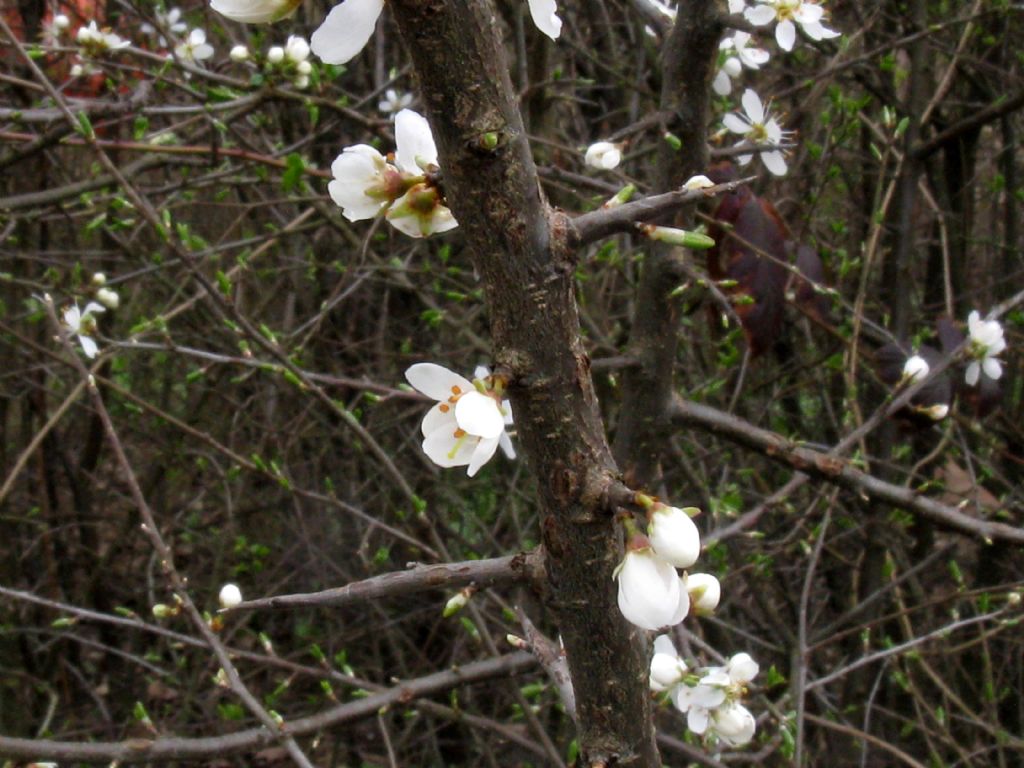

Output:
xmin=683 ymin=175 xmax=714 ymax=190
xmin=96 ymin=287 xmax=119 ymax=309
xmin=267 ymin=45 xmax=284 ymax=64
xmin=53 ymin=14 xmax=70 ymax=30
xmin=91 ymin=272 xmax=107 ymax=286
xmin=296 ymin=59 xmax=312 ymax=75
xmin=584 ymin=141 xmax=622 ymax=170
xmin=443 ymin=589 xmax=471 ymax=617
xmin=218 ymin=583 xmax=243 ymax=609
xmin=152 ymin=603 xmax=176 ymax=618
xmin=230 ymin=44 xmax=250 ymax=61
xmin=912 ymin=403 xmax=949 ymax=421
xmin=638 ymin=223 xmax=715 ymax=250
xmin=711 ymin=701 xmax=756 ymax=746
xmin=647 ymin=504 xmax=701 ymax=569
xmin=602 ymin=183 xmax=637 ymax=209
xmin=901 ymin=354 xmax=929 ymax=384
xmin=685 ymin=572 xmax=721 ymax=614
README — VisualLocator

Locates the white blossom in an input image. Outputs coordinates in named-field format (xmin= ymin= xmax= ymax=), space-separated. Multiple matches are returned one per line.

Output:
xmin=62 ymin=302 xmax=106 ymax=359
xmin=175 ymin=28 xmax=215 ymax=62
xmin=328 ymin=110 xmax=457 ymax=238
xmin=745 ymin=0 xmax=839 ymax=52
xmin=210 ymin=0 xmax=302 ymax=23
xmin=584 ymin=141 xmax=622 ymax=170
xmin=965 ymin=310 xmax=1006 ymax=386
xmin=714 ymin=31 xmax=770 ymax=95
xmin=311 ymin=0 xmax=559 ymax=64
xmin=614 ymin=545 xmax=689 ymax=631
xmin=723 ymin=88 xmax=789 ymax=176
xmin=76 ymin=21 xmax=130 ymax=55
xmin=405 ymin=363 xmax=514 ymax=477
xmin=647 ymin=504 xmax=701 ymax=569
xmin=379 ymin=88 xmax=414 ymax=117
xmin=141 ymin=7 xmax=187 ymax=46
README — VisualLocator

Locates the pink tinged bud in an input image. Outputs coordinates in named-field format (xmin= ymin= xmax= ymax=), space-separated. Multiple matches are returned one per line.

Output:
xmin=647 ymin=505 xmax=701 ymax=568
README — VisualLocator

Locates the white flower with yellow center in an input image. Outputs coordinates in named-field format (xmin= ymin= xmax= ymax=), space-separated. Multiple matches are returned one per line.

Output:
xmin=723 ymin=88 xmax=789 ymax=176
xmin=62 ymin=301 xmax=106 ymax=359
xmin=405 ymin=363 xmax=514 ymax=477
xmin=745 ymin=0 xmax=839 ymax=52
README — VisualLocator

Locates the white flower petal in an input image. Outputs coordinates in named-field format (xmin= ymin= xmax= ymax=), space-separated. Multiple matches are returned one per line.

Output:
xmin=740 ymin=89 xmax=764 ymax=124
xmin=726 ymin=652 xmax=759 ymax=684
xmin=455 ymin=391 xmax=505 ymax=439
xmin=744 ymin=4 xmax=776 ymax=25
xmin=394 ymin=109 xmax=439 ymax=173
xmin=405 ymin=362 xmax=474 ymax=401
xmin=467 ymin=435 xmax=501 ymax=476
xmin=965 ymin=361 xmax=980 ymax=386
xmin=712 ymin=69 xmax=733 ymax=96
xmin=723 ymin=113 xmax=752 ymax=135
xmin=310 ymin=0 xmax=384 ymax=64
xmin=982 ymin=357 xmax=1003 ymax=380
xmin=761 ymin=149 xmax=788 ymax=176
xmin=422 ymin=425 xmax=476 ymax=468
xmin=79 ymin=334 xmax=99 ymax=359
xmin=686 ymin=704 xmax=710 ymax=733
xmin=421 ymin=401 xmax=457 ymax=438
xmin=211 ymin=0 xmax=299 ymax=23
xmin=794 ymin=3 xmax=824 ymax=24
xmin=527 ymin=0 xmax=562 ymax=40
xmin=498 ymin=430 xmax=517 ymax=460
xmin=776 ymin=19 xmax=796 ymax=51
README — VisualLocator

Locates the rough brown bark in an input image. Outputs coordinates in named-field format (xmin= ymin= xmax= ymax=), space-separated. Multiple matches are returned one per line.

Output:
xmin=387 ymin=0 xmax=658 ymax=763
xmin=611 ymin=0 xmax=722 ymax=489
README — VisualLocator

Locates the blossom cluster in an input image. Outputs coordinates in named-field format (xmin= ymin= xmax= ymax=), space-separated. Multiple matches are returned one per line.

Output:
xmin=329 ymin=109 xmax=456 ymax=238
xmin=651 ymin=636 xmax=759 ymax=746
xmin=615 ymin=503 xmax=720 ymax=631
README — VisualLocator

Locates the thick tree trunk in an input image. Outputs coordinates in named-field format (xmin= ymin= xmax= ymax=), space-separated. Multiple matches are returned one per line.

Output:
xmin=388 ymin=0 xmax=658 ymax=763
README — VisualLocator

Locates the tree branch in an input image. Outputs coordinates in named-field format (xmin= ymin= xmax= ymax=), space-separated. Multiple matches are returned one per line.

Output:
xmin=231 ymin=551 xmax=544 ymax=612
xmin=670 ymin=397 xmax=1024 ymax=544
xmin=0 ymin=652 xmax=537 ymax=763
xmin=569 ymin=178 xmax=752 ymax=248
